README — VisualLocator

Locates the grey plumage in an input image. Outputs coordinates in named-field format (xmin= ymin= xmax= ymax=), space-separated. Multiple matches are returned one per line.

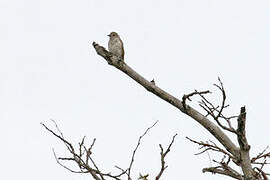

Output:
xmin=108 ymin=32 xmax=124 ymax=60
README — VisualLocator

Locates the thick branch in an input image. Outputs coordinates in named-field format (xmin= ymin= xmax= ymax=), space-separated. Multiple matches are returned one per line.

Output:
xmin=237 ymin=107 xmax=250 ymax=151
xmin=92 ymin=42 xmax=239 ymax=158
xmin=236 ymin=107 xmax=255 ymax=179
xmin=203 ymin=166 xmax=243 ymax=180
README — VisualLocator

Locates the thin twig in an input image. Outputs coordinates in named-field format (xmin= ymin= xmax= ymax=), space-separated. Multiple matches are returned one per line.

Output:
xmin=182 ymin=90 xmax=211 ymax=110
xmin=186 ymin=137 xmax=235 ymax=160
xmin=127 ymin=120 xmax=159 ymax=180
xmin=155 ymin=133 xmax=177 ymax=180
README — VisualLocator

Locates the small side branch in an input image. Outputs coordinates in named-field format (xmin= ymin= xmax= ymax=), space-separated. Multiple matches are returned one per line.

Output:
xmin=182 ymin=90 xmax=211 ymax=110
xmin=213 ymin=77 xmax=226 ymax=121
xmin=155 ymin=134 xmax=177 ymax=180
xmin=197 ymin=78 xmax=238 ymax=134
xmin=252 ymin=146 xmax=270 ymax=163
xmin=186 ymin=137 xmax=235 ymax=160
xmin=127 ymin=121 xmax=158 ymax=180
xmin=254 ymin=167 xmax=269 ymax=180
xmin=202 ymin=155 xmax=243 ymax=179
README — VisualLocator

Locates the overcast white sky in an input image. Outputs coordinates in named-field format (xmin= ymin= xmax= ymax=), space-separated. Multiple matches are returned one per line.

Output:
xmin=1 ymin=0 xmax=270 ymax=179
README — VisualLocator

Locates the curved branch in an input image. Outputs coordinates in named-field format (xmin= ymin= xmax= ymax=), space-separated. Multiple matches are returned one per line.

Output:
xmin=203 ymin=166 xmax=243 ymax=180
xmin=92 ymin=42 xmax=239 ymax=159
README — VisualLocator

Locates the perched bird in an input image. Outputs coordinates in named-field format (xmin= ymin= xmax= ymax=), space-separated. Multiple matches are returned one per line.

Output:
xmin=108 ymin=32 xmax=125 ymax=60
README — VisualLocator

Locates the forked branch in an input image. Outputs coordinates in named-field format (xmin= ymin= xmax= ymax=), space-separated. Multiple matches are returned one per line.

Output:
xmin=155 ymin=134 xmax=177 ymax=180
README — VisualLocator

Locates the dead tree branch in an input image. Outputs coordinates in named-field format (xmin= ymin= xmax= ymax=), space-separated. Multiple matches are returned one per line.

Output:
xmin=186 ymin=137 xmax=235 ymax=160
xmin=197 ymin=79 xmax=238 ymax=134
xmin=182 ymin=90 xmax=211 ymax=110
xmin=127 ymin=120 xmax=158 ymax=180
xmin=251 ymin=146 xmax=270 ymax=179
xmin=252 ymin=146 xmax=270 ymax=163
xmin=41 ymin=122 xmax=125 ymax=180
xmin=236 ymin=107 xmax=255 ymax=179
xmin=203 ymin=165 xmax=243 ymax=180
xmin=92 ymin=41 xmax=239 ymax=160
xmin=42 ymin=120 xmax=176 ymax=180
xmin=155 ymin=133 xmax=177 ymax=180
xmin=92 ymin=42 xmax=269 ymax=179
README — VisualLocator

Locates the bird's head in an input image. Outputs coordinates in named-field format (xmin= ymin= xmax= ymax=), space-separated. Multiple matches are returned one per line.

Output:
xmin=108 ymin=32 xmax=119 ymax=38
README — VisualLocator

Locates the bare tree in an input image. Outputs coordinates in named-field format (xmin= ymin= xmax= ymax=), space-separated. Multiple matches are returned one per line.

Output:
xmin=90 ymin=42 xmax=270 ymax=180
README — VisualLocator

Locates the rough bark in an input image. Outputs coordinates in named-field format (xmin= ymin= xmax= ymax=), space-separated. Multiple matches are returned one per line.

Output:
xmin=237 ymin=107 xmax=255 ymax=180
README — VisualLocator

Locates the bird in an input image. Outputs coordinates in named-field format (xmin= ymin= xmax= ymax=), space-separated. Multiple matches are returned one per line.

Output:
xmin=108 ymin=32 xmax=125 ymax=60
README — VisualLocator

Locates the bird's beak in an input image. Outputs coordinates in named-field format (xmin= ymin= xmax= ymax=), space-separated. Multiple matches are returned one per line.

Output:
xmin=107 ymin=34 xmax=110 ymax=37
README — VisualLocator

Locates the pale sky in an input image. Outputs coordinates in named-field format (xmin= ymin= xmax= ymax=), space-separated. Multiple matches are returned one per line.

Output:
xmin=1 ymin=0 xmax=270 ymax=179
